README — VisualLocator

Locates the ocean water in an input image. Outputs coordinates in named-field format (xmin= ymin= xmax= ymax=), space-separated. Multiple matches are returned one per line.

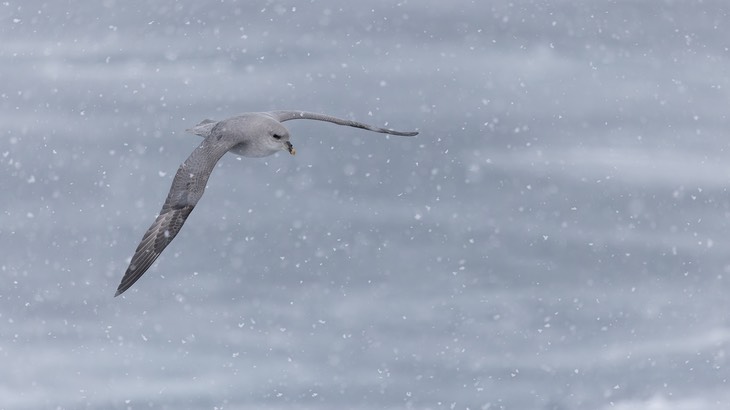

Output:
xmin=2 ymin=1 xmax=730 ymax=409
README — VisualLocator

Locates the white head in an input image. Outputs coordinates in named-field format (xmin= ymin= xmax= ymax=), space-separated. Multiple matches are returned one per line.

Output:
xmin=245 ymin=115 xmax=295 ymax=157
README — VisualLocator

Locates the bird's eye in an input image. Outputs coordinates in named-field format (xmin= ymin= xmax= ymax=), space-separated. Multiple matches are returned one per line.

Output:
xmin=273 ymin=134 xmax=282 ymax=140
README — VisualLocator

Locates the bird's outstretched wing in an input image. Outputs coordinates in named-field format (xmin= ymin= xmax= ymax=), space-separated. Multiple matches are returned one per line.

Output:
xmin=115 ymin=204 xmax=194 ymax=296
xmin=115 ymin=137 xmax=233 ymax=296
xmin=266 ymin=111 xmax=419 ymax=136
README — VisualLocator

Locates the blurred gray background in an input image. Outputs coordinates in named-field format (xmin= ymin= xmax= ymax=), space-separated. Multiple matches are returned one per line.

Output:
xmin=2 ymin=1 xmax=730 ymax=409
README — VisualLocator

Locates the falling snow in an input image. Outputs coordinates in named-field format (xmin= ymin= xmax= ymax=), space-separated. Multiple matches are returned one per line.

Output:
xmin=2 ymin=1 xmax=729 ymax=410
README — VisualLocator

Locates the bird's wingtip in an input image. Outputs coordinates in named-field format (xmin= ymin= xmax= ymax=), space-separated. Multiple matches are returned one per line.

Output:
xmin=392 ymin=130 xmax=419 ymax=137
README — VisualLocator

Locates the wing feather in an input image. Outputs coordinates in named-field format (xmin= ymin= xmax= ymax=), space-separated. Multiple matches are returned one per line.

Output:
xmin=115 ymin=205 xmax=194 ymax=296
xmin=115 ymin=137 xmax=233 ymax=296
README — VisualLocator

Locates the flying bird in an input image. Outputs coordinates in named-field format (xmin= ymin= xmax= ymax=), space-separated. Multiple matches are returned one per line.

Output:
xmin=115 ymin=111 xmax=418 ymax=296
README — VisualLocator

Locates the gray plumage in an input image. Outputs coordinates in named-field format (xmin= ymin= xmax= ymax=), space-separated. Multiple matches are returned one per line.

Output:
xmin=115 ymin=111 xmax=418 ymax=296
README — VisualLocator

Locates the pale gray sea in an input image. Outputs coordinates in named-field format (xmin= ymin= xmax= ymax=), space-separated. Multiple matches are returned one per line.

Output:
xmin=2 ymin=1 xmax=730 ymax=409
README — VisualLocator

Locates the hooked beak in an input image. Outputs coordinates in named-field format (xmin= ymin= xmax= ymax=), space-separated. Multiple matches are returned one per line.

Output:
xmin=286 ymin=141 xmax=296 ymax=155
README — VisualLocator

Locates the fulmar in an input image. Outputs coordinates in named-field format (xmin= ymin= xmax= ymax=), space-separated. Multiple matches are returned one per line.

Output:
xmin=114 ymin=110 xmax=418 ymax=296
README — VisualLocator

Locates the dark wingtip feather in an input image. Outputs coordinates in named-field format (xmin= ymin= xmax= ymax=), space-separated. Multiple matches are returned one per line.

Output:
xmin=114 ymin=205 xmax=194 ymax=297
xmin=114 ymin=265 xmax=146 ymax=297
xmin=393 ymin=130 xmax=419 ymax=137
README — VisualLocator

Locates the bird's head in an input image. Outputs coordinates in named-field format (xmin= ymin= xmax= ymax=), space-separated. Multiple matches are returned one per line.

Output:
xmin=246 ymin=115 xmax=296 ymax=157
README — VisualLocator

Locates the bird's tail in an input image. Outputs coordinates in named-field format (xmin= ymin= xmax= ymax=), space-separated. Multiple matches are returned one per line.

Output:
xmin=185 ymin=119 xmax=218 ymax=137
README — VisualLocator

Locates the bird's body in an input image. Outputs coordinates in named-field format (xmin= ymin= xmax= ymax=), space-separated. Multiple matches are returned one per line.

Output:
xmin=115 ymin=111 xmax=418 ymax=296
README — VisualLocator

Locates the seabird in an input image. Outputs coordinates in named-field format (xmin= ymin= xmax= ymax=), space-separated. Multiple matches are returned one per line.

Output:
xmin=114 ymin=110 xmax=418 ymax=296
